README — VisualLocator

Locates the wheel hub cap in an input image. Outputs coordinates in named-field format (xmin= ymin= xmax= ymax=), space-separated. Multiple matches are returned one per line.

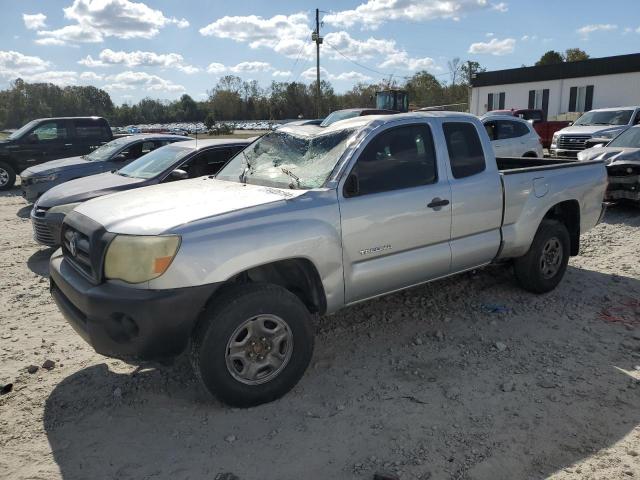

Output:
xmin=225 ymin=314 xmax=293 ymax=385
xmin=539 ymin=237 xmax=563 ymax=279
xmin=0 ymin=168 xmax=8 ymax=187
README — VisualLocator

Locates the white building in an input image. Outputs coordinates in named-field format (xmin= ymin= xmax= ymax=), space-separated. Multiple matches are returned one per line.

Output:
xmin=470 ymin=53 xmax=640 ymax=119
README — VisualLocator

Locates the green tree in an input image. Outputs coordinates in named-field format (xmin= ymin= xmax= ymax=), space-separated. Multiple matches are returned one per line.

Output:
xmin=564 ymin=48 xmax=589 ymax=62
xmin=204 ymin=112 xmax=216 ymax=130
xmin=535 ymin=50 xmax=564 ymax=66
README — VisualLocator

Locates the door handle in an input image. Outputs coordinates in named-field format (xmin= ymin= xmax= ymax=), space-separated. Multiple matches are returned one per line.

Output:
xmin=64 ymin=143 xmax=73 ymax=147
xmin=427 ymin=198 xmax=450 ymax=209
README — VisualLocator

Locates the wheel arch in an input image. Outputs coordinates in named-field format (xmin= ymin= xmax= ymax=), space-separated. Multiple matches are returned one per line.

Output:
xmin=541 ymin=199 xmax=580 ymax=255
xmin=204 ymin=257 xmax=328 ymax=316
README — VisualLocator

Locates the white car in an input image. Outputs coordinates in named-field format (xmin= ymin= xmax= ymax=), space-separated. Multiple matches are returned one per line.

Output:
xmin=481 ymin=115 xmax=544 ymax=157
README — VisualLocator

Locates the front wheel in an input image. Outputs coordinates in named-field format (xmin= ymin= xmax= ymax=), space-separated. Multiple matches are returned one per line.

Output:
xmin=0 ymin=161 xmax=16 ymax=190
xmin=190 ymin=283 xmax=315 ymax=407
xmin=514 ymin=219 xmax=570 ymax=293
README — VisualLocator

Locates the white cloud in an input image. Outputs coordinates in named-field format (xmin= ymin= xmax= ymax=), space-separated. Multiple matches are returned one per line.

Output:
xmin=272 ymin=70 xmax=291 ymax=78
xmin=206 ymin=61 xmax=273 ymax=75
xmin=78 ymin=49 xmax=198 ymax=73
xmin=520 ymin=34 xmax=537 ymax=41
xmin=104 ymin=71 xmax=185 ymax=92
xmin=36 ymin=0 xmax=189 ymax=45
xmin=206 ymin=62 xmax=227 ymax=75
xmin=577 ymin=24 xmax=618 ymax=38
xmin=0 ymin=50 xmax=50 ymax=79
xmin=324 ymin=0 xmax=504 ymax=29
xmin=200 ymin=13 xmax=311 ymax=58
xmin=79 ymin=71 xmax=104 ymax=81
xmin=300 ymin=67 xmax=372 ymax=83
xmin=492 ymin=2 xmax=508 ymax=12
xmin=35 ymin=37 xmax=68 ymax=46
xmin=468 ymin=37 xmax=515 ymax=55
xmin=23 ymin=13 xmax=47 ymax=30
xmin=379 ymin=51 xmax=436 ymax=70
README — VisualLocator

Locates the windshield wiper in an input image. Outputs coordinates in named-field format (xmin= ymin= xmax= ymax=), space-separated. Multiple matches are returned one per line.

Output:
xmin=281 ymin=168 xmax=301 ymax=189
xmin=239 ymin=151 xmax=253 ymax=184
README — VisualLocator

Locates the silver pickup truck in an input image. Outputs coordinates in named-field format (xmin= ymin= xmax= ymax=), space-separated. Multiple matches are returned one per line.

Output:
xmin=49 ymin=112 xmax=607 ymax=407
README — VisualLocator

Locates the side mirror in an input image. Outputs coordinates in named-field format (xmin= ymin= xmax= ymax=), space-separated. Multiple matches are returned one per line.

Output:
xmin=26 ymin=133 xmax=38 ymax=144
xmin=568 ymin=122 xmax=573 ymax=126
xmin=169 ymin=169 xmax=188 ymax=181
xmin=344 ymin=172 xmax=359 ymax=197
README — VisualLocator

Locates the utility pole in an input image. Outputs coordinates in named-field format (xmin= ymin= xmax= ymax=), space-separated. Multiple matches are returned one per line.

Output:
xmin=312 ymin=8 xmax=323 ymax=118
xmin=467 ymin=60 xmax=473 ymax=113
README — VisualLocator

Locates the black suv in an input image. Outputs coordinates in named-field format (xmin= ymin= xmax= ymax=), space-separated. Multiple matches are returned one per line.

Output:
xmin=0 ymin=117 xmax=113 ymax=190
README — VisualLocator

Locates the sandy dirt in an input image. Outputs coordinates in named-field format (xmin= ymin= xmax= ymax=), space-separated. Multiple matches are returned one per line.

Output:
xmin=0 ymin=185 xmax=639 ymax=480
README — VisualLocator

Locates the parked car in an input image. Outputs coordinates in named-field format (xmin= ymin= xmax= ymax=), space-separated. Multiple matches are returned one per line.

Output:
xmin=20 ymin=134 xmax=189 ymax=203
xmin=31 ymin=138 xmax=251 ymax=247
xmin=578 ymin=125 xmax=640 ymax=205
xmin=550 ymin=106 xmax=640 ymax=158
xmin=0 ymin=117 xmax=113 ymax=190
xmin=49 ymin=112 xmax=607 ymax=407
xmin=320 ymin=108 xmax=397 ymax=127
xmin=484 ymin=109 xmax=570 ymax=148
xmin=481 ymin=115 xmax=544 ymax=157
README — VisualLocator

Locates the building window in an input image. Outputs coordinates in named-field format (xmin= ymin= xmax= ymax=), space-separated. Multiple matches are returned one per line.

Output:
xmin=487 ymin=92 xmax=505 ymax=112
xmin=569 ymin=85 xmax=594 ymax=112
xmin=528 ymin=89 xmax=549 ymax=118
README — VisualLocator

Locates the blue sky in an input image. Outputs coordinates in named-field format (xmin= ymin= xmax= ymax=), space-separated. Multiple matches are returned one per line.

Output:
xmin=1 ymin=0 xmax=639 ymax=104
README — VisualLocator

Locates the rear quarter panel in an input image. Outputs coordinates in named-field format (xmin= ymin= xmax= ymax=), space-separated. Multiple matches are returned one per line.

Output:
xmin=499 ymin=161 xmax=607 ymax=259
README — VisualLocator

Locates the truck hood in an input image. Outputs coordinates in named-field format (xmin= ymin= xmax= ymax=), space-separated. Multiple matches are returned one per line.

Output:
xmin=74 ymin=178 xmax=306 ymax=235
xmin=38 ymin=171 xmax=144 ymax=208
xmin=21 ymin=156 xmax=92 ymax=177
xmin=578 ymin=146 xmax=640 ymax=165
xmin=557 ymin=125 xmax=627 ymax=137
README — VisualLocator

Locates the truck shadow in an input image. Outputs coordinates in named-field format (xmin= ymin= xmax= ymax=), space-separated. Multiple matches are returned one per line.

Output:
xmin=27 ymin=247 xmax=55 ymax=277
xmin=43 ymin=265 xmax=640 ymax=479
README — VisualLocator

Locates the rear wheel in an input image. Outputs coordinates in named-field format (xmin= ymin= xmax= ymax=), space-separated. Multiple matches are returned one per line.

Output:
xmin=0 ymin=162 xmax=16 ymax=190
xmin=190 ymin=283 xmax=315 ymax=407
xmin=514 ymin=219 xmax=570 ymax=293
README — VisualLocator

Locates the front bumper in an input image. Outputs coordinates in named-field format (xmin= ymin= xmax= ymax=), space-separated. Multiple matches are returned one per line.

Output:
xmin=49 ymin=250 xmax=220 ymax=361
xmin=30 ymin=208 xmax=65 ymax=247
xmin=21 ymin=178 xmax=55 ymax=203
xmin=549 ymin=148 xmax=580 ymax=158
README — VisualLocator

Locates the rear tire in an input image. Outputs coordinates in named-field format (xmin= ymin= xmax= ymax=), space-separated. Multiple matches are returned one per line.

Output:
xmin=0 ymin=161 xmax=16 ymax=190
xmin=514 ymin=219 xmax=570 ymax=294
xmin=190 ymin=283 xmax=315 ymax=407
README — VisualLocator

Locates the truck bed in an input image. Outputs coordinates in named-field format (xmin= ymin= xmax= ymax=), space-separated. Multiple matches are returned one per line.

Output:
xmin=496 ymin=156 xmax=596 ymax=173
xmin=495 ymin=156 xmax=607 ymax=261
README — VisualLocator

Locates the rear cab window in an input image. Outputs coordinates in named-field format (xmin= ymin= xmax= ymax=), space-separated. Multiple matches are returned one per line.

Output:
xmin=442 ymin=122 xmax=486 ymax=179
xmin=73 ymin=119 xmax=111 ymax=142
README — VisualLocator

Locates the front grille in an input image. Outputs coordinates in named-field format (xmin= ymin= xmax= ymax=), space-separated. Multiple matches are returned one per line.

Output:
xmin=556 ymin=134 xmax=591 ymax=151
xmin=62 ymin=225 xmax=96 ymax=281
xmin=32 ymin=217 xmax=56 ymax=246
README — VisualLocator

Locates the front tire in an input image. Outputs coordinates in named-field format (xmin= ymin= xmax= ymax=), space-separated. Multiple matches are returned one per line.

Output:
xmin=190 ymin=283 xmax=315 ymax=407
xmin=514 ymin=219 xmax=570 ymax=293
xmin=0 ymin=161 xmax=16 ymax=190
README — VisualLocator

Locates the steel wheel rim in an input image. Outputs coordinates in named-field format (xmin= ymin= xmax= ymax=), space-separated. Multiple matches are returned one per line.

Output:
xmin=225 ymin=314 xmax=293 ymax=385
xmin=539 ymin=236 xmax=563 ymax=279
xmin=0 ymin=168 xmax=8 ymax=187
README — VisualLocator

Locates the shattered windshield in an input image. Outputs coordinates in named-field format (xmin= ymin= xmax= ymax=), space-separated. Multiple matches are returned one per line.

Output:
xmin=216 ymin=128 xmax=356 ymax=189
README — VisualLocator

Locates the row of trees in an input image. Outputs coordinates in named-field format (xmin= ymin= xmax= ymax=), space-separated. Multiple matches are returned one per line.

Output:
xmin=0 ymin=49 xmax=589 ymax=129
xmin=0 ymin=70 xmax=474 ymax=129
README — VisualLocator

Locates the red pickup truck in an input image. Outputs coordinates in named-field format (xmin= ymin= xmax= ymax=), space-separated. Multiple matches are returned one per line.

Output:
xmin=486 ymin=109 xmax=571 ymax=148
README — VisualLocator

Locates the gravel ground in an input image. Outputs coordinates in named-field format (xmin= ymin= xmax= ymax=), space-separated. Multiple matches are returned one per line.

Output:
xmin=1 ymin=185 xmax=639 ymax=480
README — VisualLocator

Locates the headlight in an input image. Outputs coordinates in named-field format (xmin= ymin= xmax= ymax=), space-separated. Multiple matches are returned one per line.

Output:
xmin=48 ymin=202 xmax=81 ymax=215
xmin=551 ymin=134 xmax=558 ymax=144
xmin=104 ymin=235 xmax=181 ymax=284
xmin=31 ymin=174 xmax=58 ymax=184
